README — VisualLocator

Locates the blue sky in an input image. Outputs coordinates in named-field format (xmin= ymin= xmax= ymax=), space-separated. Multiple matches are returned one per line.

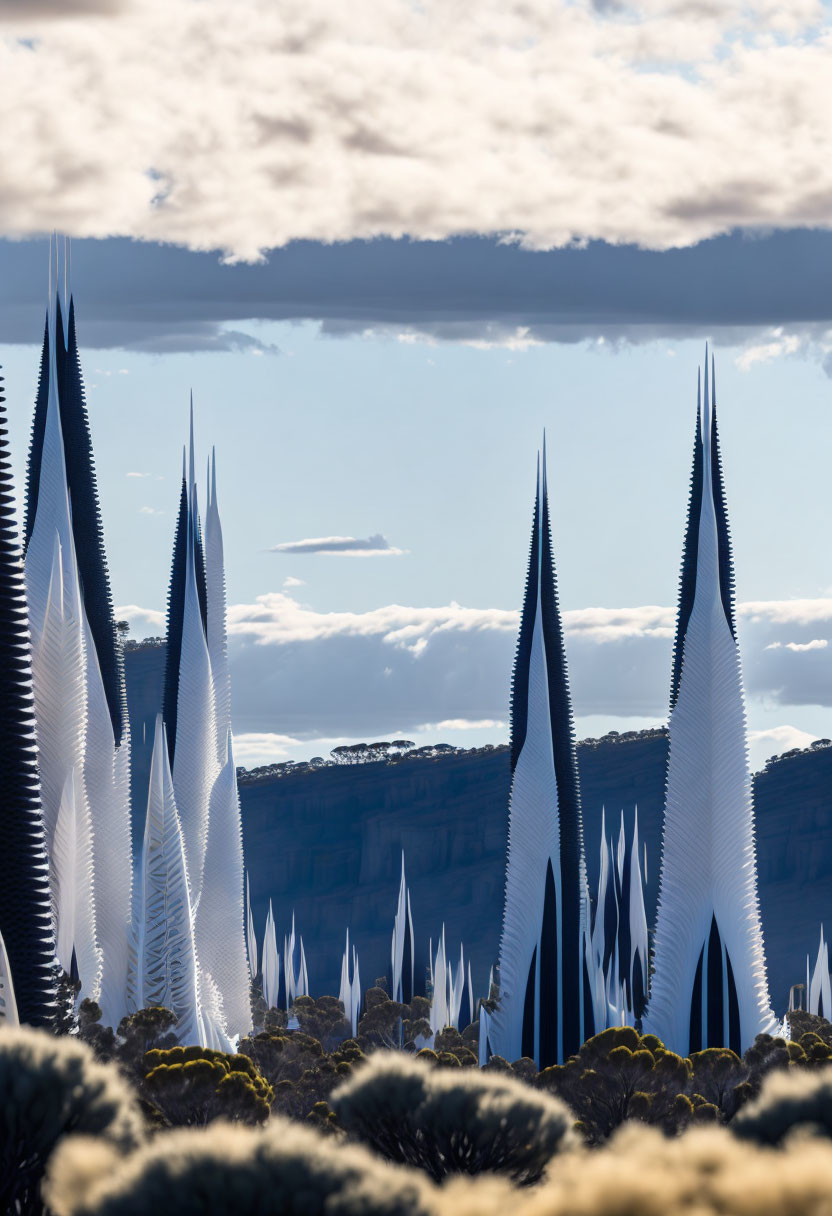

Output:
xmin=3 ymin=282 xmax=832 ymax=770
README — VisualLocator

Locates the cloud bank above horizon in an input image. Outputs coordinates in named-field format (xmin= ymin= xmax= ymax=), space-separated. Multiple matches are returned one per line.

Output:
xmin=118 ymin=591 xmax=832 ymax=761
xmin=0 ymin=0 xmax=831 ymax=261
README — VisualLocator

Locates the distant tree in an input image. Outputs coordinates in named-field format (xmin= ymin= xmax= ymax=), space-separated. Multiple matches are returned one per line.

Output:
xmin=356 ymin=988 xmax=409 ymax=1051
xmin=689 ymin=1049 xmax=749 ymax=1121
xmin=291 ymin=995 xmax=351 ymax=1050
xmin=114 ymin=1007 xmax=179 ymax=1079
xmin=141 ymin=1045 xmax=273 ymax=1126
xmin=77 ymin=997 xmax=117 ymax=1063
xmin=538 ymin=1027 xmax=692 ymax=1143
xmin=0 ymin=1026 xmax=142 ymax=1216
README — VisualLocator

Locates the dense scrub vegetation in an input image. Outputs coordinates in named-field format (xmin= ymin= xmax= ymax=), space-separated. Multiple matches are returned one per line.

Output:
xmin=11 ymin=986 xmax=832 ymax=1214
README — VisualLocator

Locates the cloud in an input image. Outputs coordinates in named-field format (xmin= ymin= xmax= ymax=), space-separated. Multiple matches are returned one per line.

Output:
xmin=230 ymin=731 xmax=301 ymax=763
xmin=268 ymin=534 xmax=405 ymax=557
xmin=0 ymin=0 xmax=123 ymax=16
xmin=735 ymin=328 xmax=804 ymax=371
xmin=138 ymin=506 xmax=163 ymax=516
xmin=283 ymin=576 xmax=306 ymax=588
xmin=416 ymin=718 xmax=506 ymax=732
xmin=748 ymin=724 xmax=819 ymax=768
xmin=765 ymin=639 xmax=828 ymax=652
xmin=228 ymin=594 xmax=517 ymax=647
xmin=126 ymin=471 xmax=149 ymax=478
xmin=5 ymin=230 xmax=832 ymax=359
xmin=115 ymin=604 xmax=164 ymax=634
xmin=0 ymin=2 xmax=830 ymax=262
xmin=123 ymin=591 xmax=832 ymax=741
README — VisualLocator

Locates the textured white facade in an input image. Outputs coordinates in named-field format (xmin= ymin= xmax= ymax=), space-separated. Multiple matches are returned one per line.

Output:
xmin=133 ymin=716 xmax=203 ymax=1045
xmin=205 ymin=451 xmax=232 ymax=763
xmin=196 ymin=731 xmax=252 ymax=1038
xmin=391 ymin=852 xmax=414 ymax=1003
xmin=246 ymin=875 xmax=258 ymax=980
xmin=492 ymin=446 xmax=590 ymax=1066
xmin=645 ymin=358 xmax=776 ymax=1054
xmin=261 ymin=901 xmax=280 ymax=1010
xmin=171 ymin=486 xmax=219 ymax=905
xmin=25 ymin=333 xmax=101 ymax=1001
xmin=0 ymin=930 xmax=18 ymax=1027
xmin=82 ymin=609 xmax=133 ymax=1029
xmin=339 ymin=929 xmax=361 ymax=1035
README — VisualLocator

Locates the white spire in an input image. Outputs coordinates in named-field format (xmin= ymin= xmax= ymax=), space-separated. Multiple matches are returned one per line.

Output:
xmin=133 ymin=717 xmax=203 ymax=1045
xmin=339 ymin=928 xmax=351 ymax=1021
xmin=26 ymin=378 xmax=102 ymax=1002
xmin=246 ymin=874 xmax=258 ymax=980
xmin=809 ymin=926 xmax=831 ymax=1019
xmin=645 ymin=350 xmax=775 ymax=1053
xmin=430 ymin=927 xmax=449 ymax=1035
xmin=261 ymin=902 xmax=280 ymax=1010
xmin=0 ymin=929 xmax=19 ymax=1028
xmin=391 ymin=851 xmax=414 ymax=1003
xmin=628 ymin=807 xmax=649 ymax=1017
xmin=195 ymin=731 xmax=252 ymax=1038
xmin=171 ymin=463 xmax=218 ymax=905
xmin=204 ymin=447 xmax=232 ymax=762
xmin=349 ymin=948 xmax=361 ymax=1036
xmin=284 ymin=913 xmax=297 ymax=1010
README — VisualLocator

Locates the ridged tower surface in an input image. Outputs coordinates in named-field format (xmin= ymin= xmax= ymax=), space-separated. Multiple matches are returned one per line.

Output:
xmin=491 ymin=443 xmax=591 ymax=1067
xmin=0 ymin=368 xmax=58 ymax=1026
xmin=645 ymin=355 xmax=776 ymax=1055
xmin=25 ymin=296 xmax=132 ymax=1027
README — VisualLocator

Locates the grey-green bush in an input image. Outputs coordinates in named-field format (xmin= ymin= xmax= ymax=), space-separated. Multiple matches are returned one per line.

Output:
xmin=441 ymin=1123 xmax=832 ymax=1216
xmin=331 ymin=1050 xmax=577 ymax=1183
xmin=45 ymin=1117 xmax=437 ymax=1216
xmin=0 ymin=1026 xmax=143 ymax=1216
xmin=732 ymin=1067 xmax=832 ymax=1145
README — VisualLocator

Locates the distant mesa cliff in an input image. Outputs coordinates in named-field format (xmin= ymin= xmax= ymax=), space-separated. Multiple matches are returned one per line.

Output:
xmin=125 ymin=640 xmax=832 ymax=1014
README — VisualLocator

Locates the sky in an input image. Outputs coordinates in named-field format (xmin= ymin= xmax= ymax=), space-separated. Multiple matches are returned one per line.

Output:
xmin=1 ymin=0 xmax=832 ymax=770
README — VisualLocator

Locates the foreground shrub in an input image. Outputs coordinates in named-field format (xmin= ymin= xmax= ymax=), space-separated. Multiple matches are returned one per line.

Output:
xmin=141 ymin=1046 xmax=272 ymax=1126
xmin=46 ymin=1117 xmax=437 ymax=1216
xmin=0 ymin=1027 xmax=143 ymax=1216
xmin=331 ymin=1050 xmax=576 ymax=1183
xmin=440 ymin=1121 xmax=832 ymax=1216
xmin=732 ymin=1066 xmax=832 ymax=1145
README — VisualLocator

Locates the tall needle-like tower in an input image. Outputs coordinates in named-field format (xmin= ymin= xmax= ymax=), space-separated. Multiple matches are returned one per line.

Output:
xmin=646 ymin=352 xmax=776 ymax=1054
xmin=492 ymin=440 xmax=592 ymax=1067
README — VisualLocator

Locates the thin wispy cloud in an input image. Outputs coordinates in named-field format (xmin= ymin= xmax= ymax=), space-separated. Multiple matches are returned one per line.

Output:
xmin=269 ymin=533 xmax=406 ymax=557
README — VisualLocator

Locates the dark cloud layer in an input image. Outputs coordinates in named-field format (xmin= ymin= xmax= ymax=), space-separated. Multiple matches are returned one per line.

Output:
xmin=1 ymin=229 xmax=832 ymax=354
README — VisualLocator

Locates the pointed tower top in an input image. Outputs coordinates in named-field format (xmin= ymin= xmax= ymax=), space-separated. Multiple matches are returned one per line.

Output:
xmin=188 ymin=394 xmax=195 ymax=504
xmin=211 ymin=447 xmax=217 ymax=508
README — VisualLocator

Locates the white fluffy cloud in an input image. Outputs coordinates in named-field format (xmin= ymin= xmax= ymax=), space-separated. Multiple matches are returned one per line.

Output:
xmin=748 ymin=723 xmax=820 ymax=768
xmin=122 ymin=589 xmax=832 ymax=745
xmin=0 ymin=0 xmax=830 ymax=259
xmin=228 ymin=594 xmax=519 ymax=650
